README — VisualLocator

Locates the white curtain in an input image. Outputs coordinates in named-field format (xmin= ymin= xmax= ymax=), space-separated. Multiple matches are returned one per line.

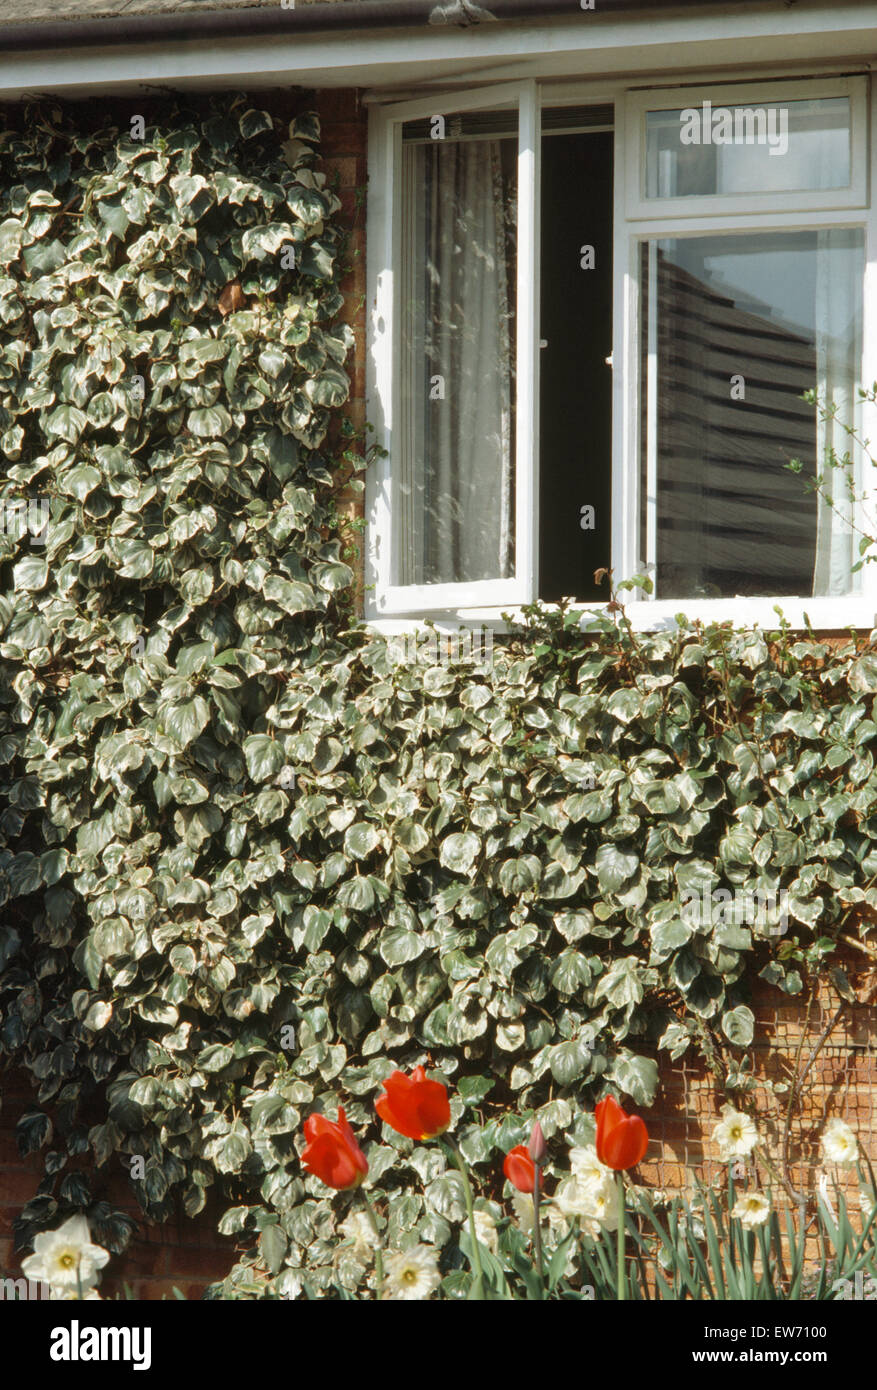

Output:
xmin=812 ymin=229 xmax=860 ymax=596
xmin=400 ymin=139 xmax=515 ymax=587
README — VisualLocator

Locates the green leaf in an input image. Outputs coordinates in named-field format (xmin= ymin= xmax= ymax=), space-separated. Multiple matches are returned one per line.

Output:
xmin=721 ymin=1005 xmax=755 ymax=1047
xmin=344 ymin=822 xmax=379 ymax=860
xmin=549 ymin=1038 xmax=594 ymax=1086
xmin=609 ymin=1053 xmax=659 ymax=1106
xmin=243 ymin=734 xmax=284 ymax=782
xmin=45 ymin=405 xmax=87 ymax=444
xmin=165 ymin=697 xmax=210 ymax=750
xmin=259 ymin=1221 xmax=287 ymax=1275
xmin=12 ymin=556 xmax=48 ymax=591
xmin=595 ymin=844 xmax=639 ymax=893
xmin=439 ymin=831 xmax=481 ymax=875
xmin=210 ymin=1122 xmax=252 ymax=1175
xmin=189 ymin=405 xmax=233 ymax=438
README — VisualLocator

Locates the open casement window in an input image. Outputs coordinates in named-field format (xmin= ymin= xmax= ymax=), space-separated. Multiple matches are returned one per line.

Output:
xmin=368 ymin=83 xmax=541 ymax=615
xmin=623 ymin=75 xmax=875 ymax=621
xmin=368 ymin=84 xmax=615 ymax=616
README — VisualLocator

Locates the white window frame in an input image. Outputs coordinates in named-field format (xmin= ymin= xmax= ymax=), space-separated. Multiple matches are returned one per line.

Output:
xmin=366 ymin=71 xmax=877 ymax=632
xmin=625 ymin=76 xmax=868 ymax=221
xmin=366 ymin=80 xmax=540 ymax=617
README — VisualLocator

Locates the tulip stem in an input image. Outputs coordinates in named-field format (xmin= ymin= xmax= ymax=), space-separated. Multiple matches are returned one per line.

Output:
xmin=361 ymin=1190 xmax=384 ymax=1301
xmin=616 ymin=1174 xmax=626 ymax=1302
xmin=532 ymin=1164 xmax=544 ymax=1296
xmin=442 ymin=1139 xmax=485 ymax=1300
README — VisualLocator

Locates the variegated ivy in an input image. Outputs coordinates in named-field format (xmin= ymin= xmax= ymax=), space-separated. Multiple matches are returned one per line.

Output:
xmin=0 ymin=98 xmax=875 ymax=1301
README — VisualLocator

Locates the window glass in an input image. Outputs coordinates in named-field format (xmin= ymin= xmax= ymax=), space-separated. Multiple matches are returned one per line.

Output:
xmin=639 ymin=228 xmax=864 ymax=599
xmin=645 ymin=97 xmax=851 ymax=199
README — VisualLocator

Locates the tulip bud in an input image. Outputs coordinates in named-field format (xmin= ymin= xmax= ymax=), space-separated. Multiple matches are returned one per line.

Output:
xmin=527 ymin=1120 xmax=547 ymax=1166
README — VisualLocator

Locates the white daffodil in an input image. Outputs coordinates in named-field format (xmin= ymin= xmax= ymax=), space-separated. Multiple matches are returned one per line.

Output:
xmin=49 ymin=1287 xmax=103 ymax=1300
xmin=553 ymin=1171 xmax=619 ymax=1235
xmin=820 ymin=1118 xmax=859 ymax=1169
xmin=730 ymin=1192 xmax=771 ymax=1229
xmin=859 ymin=1186 xmax=877 ymax=1222
xmin=21 ymin=1215 xmax=110 ymax=1293
xmin=712 ymin=1104 xmax=759 ymax=1162
xmin=472 ymin=1209 xmax=499 ymax=1257
xmin=338 ymin=1210 xmax=379 ymax=1256
xmin=569 ymin=1145 xmax=612 ymax=1191
xmin=383 ymin=1245 xmax=441 ymax=1301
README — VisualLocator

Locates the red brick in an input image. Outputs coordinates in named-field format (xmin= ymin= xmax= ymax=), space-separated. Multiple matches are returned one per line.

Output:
xmin=318 ymin=122 xmax=366 ymax=155
xmin=167 ymin=1245 xmax=234 ymax=1280
xmin=314 ymin=89 xmax=363 ymax=124
xmin=321 ymin=156 xmax=358 ymax=190
xmin=0 ymin=1170 xmax=40 ymax=1206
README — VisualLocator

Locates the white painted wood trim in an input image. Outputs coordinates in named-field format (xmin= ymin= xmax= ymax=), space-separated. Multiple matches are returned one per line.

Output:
xmin=517 ymin=79 xmax=541 ymax=606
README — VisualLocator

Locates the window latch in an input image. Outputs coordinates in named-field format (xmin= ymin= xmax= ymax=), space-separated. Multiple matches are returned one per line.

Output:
xmin=605 ymin=353 xmax=614 ymax=368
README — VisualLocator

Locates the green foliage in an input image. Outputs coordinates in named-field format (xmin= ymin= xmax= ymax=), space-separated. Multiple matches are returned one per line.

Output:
xmin=1 ymin=98 xmax=877 ymax=1298
xmin=620 ymin=1179 xmax=877 ymax=1301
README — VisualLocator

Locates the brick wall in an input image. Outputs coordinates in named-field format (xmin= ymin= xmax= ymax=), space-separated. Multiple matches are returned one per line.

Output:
xmin=639 ymin=942 xmax=877 ymax=1216
xmin=314 ymin=87 xmax=369 ymax=603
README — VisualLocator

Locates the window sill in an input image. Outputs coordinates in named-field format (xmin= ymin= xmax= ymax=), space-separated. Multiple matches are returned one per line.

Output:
xmin=361 ymin=594 xmax=876 ymax=635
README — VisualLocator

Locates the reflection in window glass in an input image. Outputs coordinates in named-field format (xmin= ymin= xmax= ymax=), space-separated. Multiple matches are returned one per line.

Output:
xmin=639 ymin=229 xmax=863 ymax=599
xmin=398 ymin=117 xmax=517 ymax=586
xmin=645 ymin=97 xmax=851 ymax=199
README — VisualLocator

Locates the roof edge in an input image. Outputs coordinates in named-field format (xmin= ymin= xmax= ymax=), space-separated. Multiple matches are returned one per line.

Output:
xmin=0 ymin=0 xmax=773 ymax=55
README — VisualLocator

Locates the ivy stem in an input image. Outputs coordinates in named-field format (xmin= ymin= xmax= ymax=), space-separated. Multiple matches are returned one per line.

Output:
xmin=361 ymin=1189 xmax=384 ymax=1301
xmin=441 ymin=1138 xmax=485 ymax=1300
xmin=532 ymin=1162 xmax=544 ymax=1297
xmin=616 ymin=1173 xmax=626 ymax=1301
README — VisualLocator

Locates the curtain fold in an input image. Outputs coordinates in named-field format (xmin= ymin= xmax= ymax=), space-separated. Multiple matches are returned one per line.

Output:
xmin=400 ymin=138 xmax=515 ymax=587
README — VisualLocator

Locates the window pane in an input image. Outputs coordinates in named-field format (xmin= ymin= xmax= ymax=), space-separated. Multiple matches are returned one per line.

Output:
xmin=398 ymin=115 xmax=517 ymax=586
xmin=645 ymin=97 xmax=851 ymax=199
xmin=640 ymin=229 xmax=864 ymax=599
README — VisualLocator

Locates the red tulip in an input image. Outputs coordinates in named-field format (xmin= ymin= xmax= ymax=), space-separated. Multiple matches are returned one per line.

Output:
xmin=595 ymin=1095 xmax=649 ymax=1171
xmin=301 ymin=1107 xmax=368 ymax=1190
xmin=375 ymin=1065 xmax=450 ymax=1141
xmin=503 ymin=1144 xmax=536 ymax=1193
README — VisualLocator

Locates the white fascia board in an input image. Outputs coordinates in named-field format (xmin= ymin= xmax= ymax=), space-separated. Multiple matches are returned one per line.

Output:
xmin=3 ymin=5 xmax=877 ymax=101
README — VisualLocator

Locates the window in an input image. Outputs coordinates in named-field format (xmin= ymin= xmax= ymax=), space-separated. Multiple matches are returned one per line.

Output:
xmin=367 ymin=75 xmax=874 ymax=626
xmin=639 ymin=229 xmax=864 ymax=600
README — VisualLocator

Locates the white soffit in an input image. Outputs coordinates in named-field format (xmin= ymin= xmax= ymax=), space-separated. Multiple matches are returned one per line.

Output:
xmin=0 ymin=4 xmax=876 ymax=101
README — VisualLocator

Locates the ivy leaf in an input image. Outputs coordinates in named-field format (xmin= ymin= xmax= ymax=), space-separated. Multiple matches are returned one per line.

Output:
xmin=595 ymin=844 xmax=639 ymax=893
xmin=608 ymin=1053 xmax=658 ymax=1106
xmin=439 ymin=832 xmax=480 ymax=876
xmin=721 ymin=1005 xmax=755 ymax=1047
xmin=45 ymin=404 xmax=87 ymax=443
xmin=210 ymin=1122 xmax=252 ymax=1174
xmin=189 ymin=405 xmax=233 ymax=438
xmin=243 ymin=734 xmax=284 ymax=782
xmin=548 ymin=1038 xmax=593 ymax=1086
xmin=165 ymin=697 xmax=210 ymax=750
xmin=12 ymin=556 xmax=48 ymax=591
